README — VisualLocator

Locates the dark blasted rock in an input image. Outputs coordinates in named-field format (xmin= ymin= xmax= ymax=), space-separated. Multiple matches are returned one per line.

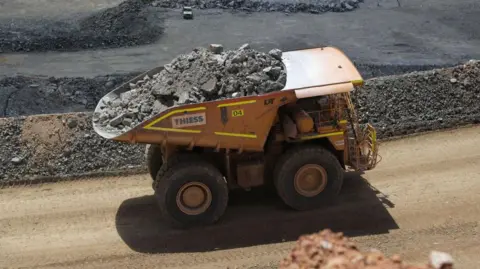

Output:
xmin=151 ymin=0 xmax=362 ymax=14
xmin=0 ymin=73 xmax=139 ymax=118
xmin=0 ymin=0 xmax=165 ymax=53
xmin=353 ymin=60 xmax=480 ymax=139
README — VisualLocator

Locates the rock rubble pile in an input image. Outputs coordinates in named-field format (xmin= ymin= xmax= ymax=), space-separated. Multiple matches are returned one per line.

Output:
xmin=93 ymin=44 xmax=286 ymax=134
xmin=280 ymin=229 xmax=454 ymax=269
xmin=152 ymin=0 xmax=362 ymax=13
xmin=353 ymin=59 xmax=480 ymax=138
xmin=0 ymin=113 xmax=145 ymax=184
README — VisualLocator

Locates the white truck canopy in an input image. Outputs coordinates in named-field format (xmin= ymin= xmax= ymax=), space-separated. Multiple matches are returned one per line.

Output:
xmin=281 ymin=46 xmax=364 ymax=99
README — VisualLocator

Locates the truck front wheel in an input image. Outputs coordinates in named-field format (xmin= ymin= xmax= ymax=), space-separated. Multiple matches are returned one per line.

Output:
xmin=153 ymin=160 xmax=228 ymax=228
xmin=145 ymin=144 xmax=163 ymax=181
xmin=273 ymin=145 xmax=344 ymax=211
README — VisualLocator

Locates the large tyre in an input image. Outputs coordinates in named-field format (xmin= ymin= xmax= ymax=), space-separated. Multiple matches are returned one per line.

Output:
xmin=154 ymin=159 xmax=229 ymax=228
xmin=145 ymin=144 xmax=163 ymax=181
xmin=273 ymin=145 xmax=344 ymax=211
xmin=151 ymin=152 xmax=203 ymax=190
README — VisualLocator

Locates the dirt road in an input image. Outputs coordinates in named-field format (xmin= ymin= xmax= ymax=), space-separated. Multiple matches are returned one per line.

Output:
xmin=1 ymin=126 xmax=480 ymax=268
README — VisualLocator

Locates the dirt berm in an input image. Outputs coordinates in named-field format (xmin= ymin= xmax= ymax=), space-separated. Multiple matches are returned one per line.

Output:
xmin=0 ymin=0 xmax=165 ymax=53
xmin=280 ymin=229 xmax=454 ymax=269
xmin=0 ymin=73 xmax=139 ymax=117
xmin=1 ymin=61 xmax=479 ymax=183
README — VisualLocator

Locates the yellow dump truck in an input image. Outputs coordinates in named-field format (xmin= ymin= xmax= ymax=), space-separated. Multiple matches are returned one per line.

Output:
xmin=93 ymin=46 xmax=379 ymax=228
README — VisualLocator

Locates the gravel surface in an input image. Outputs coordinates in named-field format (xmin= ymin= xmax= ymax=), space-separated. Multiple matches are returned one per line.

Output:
xmin=280 ymin=229 xmax=454 ymax=269
xmin=0 ymin=0 xmax=165 ymax=53
xmin=0 ymin=113 xmax=144 ymax=183
xmin=353 ymin=60 xmax=480 ymax=138
xmin=151 ymin=0 xmax=362 ymax=13
xmin=94 ymin=44 xmax=286 ymax=134
xmin=2 ymin=62 xmax=479 ymax=182
xmin=354 ymin=63 xmax=455 ymax=82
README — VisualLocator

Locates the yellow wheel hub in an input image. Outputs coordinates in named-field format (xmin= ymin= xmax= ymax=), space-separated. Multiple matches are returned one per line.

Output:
xmin=176 ymin=182 xmax=212 ymax=215
xmin=294 ymin=164 xmax=328 ymax=197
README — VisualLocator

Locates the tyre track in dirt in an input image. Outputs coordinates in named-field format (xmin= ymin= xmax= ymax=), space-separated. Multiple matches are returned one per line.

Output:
xmin=1 ymin=126 xmax=480 ymax=268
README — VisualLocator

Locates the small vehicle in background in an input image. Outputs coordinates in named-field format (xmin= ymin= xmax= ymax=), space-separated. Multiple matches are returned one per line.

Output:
xmin=183 ymin=6 xmax=193 ymax=19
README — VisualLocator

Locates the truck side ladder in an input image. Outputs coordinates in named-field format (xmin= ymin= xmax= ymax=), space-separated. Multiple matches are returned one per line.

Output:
xmin=343 ymin=92 xmax=379 ymax=171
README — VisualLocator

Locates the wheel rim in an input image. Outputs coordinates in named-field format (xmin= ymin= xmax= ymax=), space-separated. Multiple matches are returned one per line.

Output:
xmin=294 ymin=164 xmax=328 ymax=197
xmin=176 ymin=182 xmax=212 ymax=215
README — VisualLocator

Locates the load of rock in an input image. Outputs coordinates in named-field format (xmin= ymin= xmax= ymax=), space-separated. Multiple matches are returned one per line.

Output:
xmin=280 ymin=229 xmax=454 ymax=269
xmin=93 ymin=44 xmax=286 ymax=134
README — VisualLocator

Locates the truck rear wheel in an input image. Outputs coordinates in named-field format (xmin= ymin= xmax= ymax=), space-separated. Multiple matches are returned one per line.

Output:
xmin=273 ymin=145 xmax=344 ymax=211
xmin=154 ymin=159 xmax=228 ymax=228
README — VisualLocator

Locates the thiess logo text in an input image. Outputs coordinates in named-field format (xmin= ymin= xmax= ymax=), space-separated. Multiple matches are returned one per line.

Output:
xmin=171 ymin=112 xmax=206 ymax=128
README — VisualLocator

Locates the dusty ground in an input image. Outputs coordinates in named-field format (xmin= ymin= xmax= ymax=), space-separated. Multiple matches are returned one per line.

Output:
xmin=1 ymin=0 xmax=479 ymax=77
xmin=1 ymin=126 xmax=479 ymax=268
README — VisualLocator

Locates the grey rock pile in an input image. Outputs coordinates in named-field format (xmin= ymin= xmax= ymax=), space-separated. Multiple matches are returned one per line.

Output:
xmin=152 ymin=0 xmax=362 ymax=13
xmin=93 ymin=44 xmax=286 ymax=134
xmin=354 ymin=60 xmax=480 ymax=138
xmin=0 ymin=113 xmax=145 ymax=184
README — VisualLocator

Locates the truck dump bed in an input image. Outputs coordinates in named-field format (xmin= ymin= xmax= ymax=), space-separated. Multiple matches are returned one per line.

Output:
xmin=93 ymin=46 xmax=363 ymax=152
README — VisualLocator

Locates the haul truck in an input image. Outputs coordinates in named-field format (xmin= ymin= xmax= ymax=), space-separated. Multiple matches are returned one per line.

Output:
xmin=93 ymin=47 xmax=379 ymax=228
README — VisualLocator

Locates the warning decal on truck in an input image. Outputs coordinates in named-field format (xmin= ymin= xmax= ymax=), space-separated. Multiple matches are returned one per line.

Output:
xmin=171 ymin=112 xmax=206 ymax=128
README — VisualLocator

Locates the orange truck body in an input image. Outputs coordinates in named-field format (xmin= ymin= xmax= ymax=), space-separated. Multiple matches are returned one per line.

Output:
xmin=94 ymin=47 xmax=376 ymax=169
xmin=93 ymin=46 xmax=380 ymax=228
